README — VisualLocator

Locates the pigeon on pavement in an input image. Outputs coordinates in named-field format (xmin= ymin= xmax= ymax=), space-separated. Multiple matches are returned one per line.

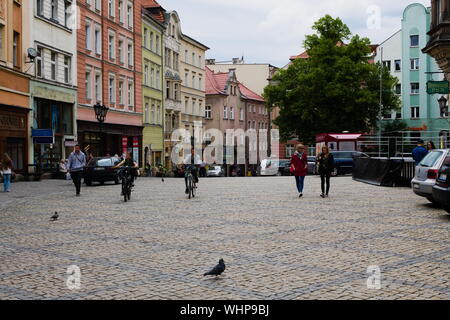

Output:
xmin=204 ymin=259 xmax=225 ymax=277
xmin=50 ymin=211 xmax=58 ymax=222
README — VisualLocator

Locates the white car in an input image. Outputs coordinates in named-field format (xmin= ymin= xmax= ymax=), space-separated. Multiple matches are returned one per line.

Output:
xmin=206 ymin=166 xmax=224 ymax=177
xmin=411 ymin=149 xmax=450 ymax=203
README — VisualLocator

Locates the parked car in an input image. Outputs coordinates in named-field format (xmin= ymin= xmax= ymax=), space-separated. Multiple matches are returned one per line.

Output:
xmin=432 ymin=154 xmax=450 ymax=213
xmin=207 ymin=166 xmax=224 ymax=177
xmin=411 ymin=149 xmax=449 ymax=204
xmin=331 ymin=151 xmax=369 ymax=176
xmin=307 ymin=156 xmax=317 ymax=175
xmin=259 ymin=159 xmax=291 ymax=176
xmin=84 ymin=156 xmax=122 ymax=186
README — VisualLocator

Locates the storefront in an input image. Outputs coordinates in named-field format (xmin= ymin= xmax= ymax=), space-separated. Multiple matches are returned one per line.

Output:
xmin=77 ymin=120 xmax=143 ymax=165
xmin=0 ymin=67 xmax=30 ymax=173
xmin=30 ymin=81 xmax=77 ymax=172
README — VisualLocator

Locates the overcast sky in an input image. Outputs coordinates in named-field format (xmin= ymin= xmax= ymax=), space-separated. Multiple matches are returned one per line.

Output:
xmin=157 ymin=0 xmax=431 ymax=67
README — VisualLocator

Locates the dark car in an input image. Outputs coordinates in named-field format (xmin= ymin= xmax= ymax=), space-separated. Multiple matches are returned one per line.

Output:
xmin=84 ymin=156 xmax=122 ymax=186
xmin=331 ymin=151 xmax=369 ymax=176
xmin=432 ymin=155 xmax=450 ymax=213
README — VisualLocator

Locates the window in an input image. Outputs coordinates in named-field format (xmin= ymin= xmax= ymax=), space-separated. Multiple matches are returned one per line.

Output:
xmin=383 ymin=113 xmax=392 ymax=119
xmin=174 ymin=83 xmax=178 ymax=100
xmin=127 ymin=2 xmax=133 ymax=28
xmin=185 ymin=99 xmax=189 ymax=114
xmin=118 ymin=80 xmax=124 ymax=105
xmin=394 ymin=60 xmax=401 ymax=71
xmin=410 ymin=35 xmax=419 ymax=47
xmin=128 ymin=81 xmax=134 ymax=108
xmin=118 ymin=39 xmax=123 ymax=63
xmin=51 ymin=0 xmax=58 ymax=21
xmin=157 ymin=104 xmax=161 ymax=124
xmin=51 ymin=52 xmax=57 ymax=80
xmin=150 ymin=68 xmax=154 ymax=87
xmin=410 ymin=58 xmax=419 ymax=70
xmin=395 ymin=84 xmax=401 ymax=95
xmin=13 ymin=32 xmax=19 ymax=67
xmin=411 ymin=83 xmax=420 ymax=94
xmin=192 ymin=75 xmax=195 ymax=88
xmin=198 ymin=55 xmax=202 ymax=68
xmin=118 ymin=0 xmax=123 ymax=23
xmin=144 ymin=65 xmax=149 ymax=85
xmin=411 ymin=106 xmax=420 ymax=119
xmin=382 ymin=60 xmax=391 ymax=71
xmin=95 ymin=73 xmax=101 ymax=101
xmin=64 ymin=56 xmax=70 ymax=83
xmin=223 ymin=106 xmax=228 ymax=119
xmin=240 ymin=108 xmax=244 ymax=121
xmin=192 ymin=52 xmax=195 ymax=65
xmin=199 ymin=77 xmax=202 ymax=90
xmin=65 ymin=1 xmax=72 ymax=28
xmin=127 ymin=42 xmax=133 ymax=67
xmin=85 ymin=71 xmax=92 ymax=100
xmin=143 ymin=28 xmax=147 ymax=48
xmin=286 ymin=145 xmax=295 ymax=158
xmin=230 ymin=107 xmax=234 ymax=120
xmin=185 ymin=49 xmax=188 ymax=62
xmin=396 ymin=112 xmax=402 ymax=119
xmin=95 ymin=0 xmax=101 ymax=11
xmin=156 ymin=70 xmax=160 ymax=90
xmin=108 ymin=0 xmax=115 ymax=17
xmin=85 ymin=21 xmax=92 ymax=50
xmin=109 ymin=75 xmax=116 ymax=104
xmin=150 ymin=31 xmax=154 ymax=50
xmin=192 ymin=100 xmax=196 ymax=115
xmin=144 ymin=102 xmax=150 ymax=123
xmin=37 ymin=0 xmax=44 ymax=16
xmin=36 ymin=47 xmax=43 ymax=77
xmin=185 ymin=72 xmax=189 ymax=87
xmin=94 ymin=26 xmax=101 ymax=54
xmin=155 ymin=35 xmax=160 ymax=54
xmin=151 ymin=103 xmax=155 ymax=124
xmin=166 ymin=81 xmax=171 ymax=99
xmin=108 ymin=32 xmax=115 ymax=60
xmin=205 ymin=106 xmax=212 ymax=119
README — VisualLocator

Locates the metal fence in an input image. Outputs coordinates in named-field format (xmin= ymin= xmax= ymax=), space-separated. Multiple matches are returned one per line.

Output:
xmin=356 ymin=131 xmax=450 ymax=158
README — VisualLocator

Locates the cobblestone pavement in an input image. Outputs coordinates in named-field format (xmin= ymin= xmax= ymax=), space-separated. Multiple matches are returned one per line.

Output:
xmin=0 ymin=176 xmax=449 ymax=300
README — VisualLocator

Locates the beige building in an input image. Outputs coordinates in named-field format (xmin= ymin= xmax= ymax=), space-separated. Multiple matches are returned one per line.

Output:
xmin=180 ymin=34 xmax=208 ymax=137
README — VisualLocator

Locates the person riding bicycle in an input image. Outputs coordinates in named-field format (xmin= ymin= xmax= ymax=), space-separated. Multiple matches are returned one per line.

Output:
xmin=183 ymin=147 xmax=202 ymax=194
xmin=114 ymin=152 xmax=138 ymax=189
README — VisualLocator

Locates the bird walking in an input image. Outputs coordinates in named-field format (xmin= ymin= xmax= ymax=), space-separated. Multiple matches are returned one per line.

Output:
xmin=204 ymin=259 xmax=225 ymax=277
xmin=50 ymin=211 xmax=59 ymax=222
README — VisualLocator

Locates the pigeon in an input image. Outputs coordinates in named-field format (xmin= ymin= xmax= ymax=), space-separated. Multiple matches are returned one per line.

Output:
xmin=161 ymin=178 xmax=165 ymax=182
xmin=50 ymin=211 xmax=59 ymax=222
xmin=204 ymin=259 xmax=225 ymax=277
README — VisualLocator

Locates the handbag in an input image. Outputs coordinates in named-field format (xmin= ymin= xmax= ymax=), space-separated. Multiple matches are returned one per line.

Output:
xmin=290 ymin=164 xmax=296 ymax=174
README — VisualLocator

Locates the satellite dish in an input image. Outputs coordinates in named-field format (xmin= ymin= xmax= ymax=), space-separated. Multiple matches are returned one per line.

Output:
xmin=27 ymin=48 xmax=39 ymax=60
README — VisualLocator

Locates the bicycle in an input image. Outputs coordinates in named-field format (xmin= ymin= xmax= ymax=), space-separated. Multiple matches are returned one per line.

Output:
xmin=119 ymin=166 xmax=134 ymax=202
xmin=185 ymin=166 xmax=197 ymax=199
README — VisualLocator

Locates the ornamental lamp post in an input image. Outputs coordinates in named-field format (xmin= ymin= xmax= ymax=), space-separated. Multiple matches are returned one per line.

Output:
xmin=93 ymin=103 xmax=109 ymax=156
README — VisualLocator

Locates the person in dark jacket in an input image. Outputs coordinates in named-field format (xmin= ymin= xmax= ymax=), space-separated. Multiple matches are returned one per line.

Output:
xmin=291 ymin=144 xmax=308 ymax=198
xmin=412 ymin=139 xmax=428 ymax=166
xmin=316 ymin=146 xmax=335 ymax=198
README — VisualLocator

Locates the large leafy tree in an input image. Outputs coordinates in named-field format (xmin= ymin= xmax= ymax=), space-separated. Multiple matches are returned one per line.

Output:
xmin=264 ymin=15 xmax=400 ymax=144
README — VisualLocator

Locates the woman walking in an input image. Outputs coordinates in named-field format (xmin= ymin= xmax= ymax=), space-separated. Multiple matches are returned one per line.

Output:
xmin=427 ymin=140 xmax=436 ymax=152
xmin=0 ymin=154 xmax=13 ymax=192
xmin=316 ymin=146 xmax=335 ymax=198
xmin=291 ymin=144 xmax=308 ymax=198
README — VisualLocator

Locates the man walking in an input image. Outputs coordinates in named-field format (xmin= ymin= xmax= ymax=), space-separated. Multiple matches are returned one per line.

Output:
xmin=67 ymin=144 xmax=86 ymax=196
xmin=412 ymin=139 xmax=428 ymax=166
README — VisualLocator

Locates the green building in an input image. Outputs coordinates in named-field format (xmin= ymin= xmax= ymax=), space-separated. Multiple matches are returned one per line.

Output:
xmin=142 ymin=8 xmax=165 ymax=168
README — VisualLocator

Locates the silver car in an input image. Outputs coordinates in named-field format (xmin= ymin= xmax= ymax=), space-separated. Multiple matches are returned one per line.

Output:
xmin=411 ymin=149 xmax=450 ymax=203
xmin=206 ymin=166 xmax=224 ymax=177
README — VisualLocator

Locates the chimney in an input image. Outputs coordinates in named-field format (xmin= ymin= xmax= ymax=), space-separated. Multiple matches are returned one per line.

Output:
xmin=206 ymin=59 xmax=216 ymax=65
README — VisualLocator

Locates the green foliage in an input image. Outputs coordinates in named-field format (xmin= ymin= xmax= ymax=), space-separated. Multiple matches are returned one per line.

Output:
xmin=381 ymin=119 xmax=409 ymax=136
xmin=264 ymin=15 xmax=400 ymax=144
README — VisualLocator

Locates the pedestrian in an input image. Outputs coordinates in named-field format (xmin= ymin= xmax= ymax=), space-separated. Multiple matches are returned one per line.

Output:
xmin=427 ymin=140 xmax=436 ymax=152
xmin=67 ymin=144 xmax=87 ymax=196
xmin=316 ymin=146 xmax=335 ymax=198
xmin=290 ymin=144 xmax=308 ymax=198
xmin=412 ymin=139 xmax=428 ymax=166
xmin=0 ymin=154 xmax=13 ymax=192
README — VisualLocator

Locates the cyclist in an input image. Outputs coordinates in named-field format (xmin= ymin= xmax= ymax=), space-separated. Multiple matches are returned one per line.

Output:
xmin=183 ymin=147 xmax=202 ymax=194
xmin=114 ymin=152 xmax=138 ymax=193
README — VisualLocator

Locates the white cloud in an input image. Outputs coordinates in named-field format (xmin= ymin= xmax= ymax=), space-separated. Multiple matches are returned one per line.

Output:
xmin=157 ymin=0 xmax=432 ymax=67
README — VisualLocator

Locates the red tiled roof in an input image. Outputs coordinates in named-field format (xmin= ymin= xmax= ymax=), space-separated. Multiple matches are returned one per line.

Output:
xmin=142 ymin=0 xmax=165 ymax=23
xmin=290 ymin=50 xmax=309 ymax=61
xmin=239 ymin=83 xmax=264 ymax=102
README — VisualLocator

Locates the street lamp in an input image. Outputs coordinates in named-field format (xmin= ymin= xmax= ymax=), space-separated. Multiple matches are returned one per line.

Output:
xmin=93 ymin=103 xmax=109 ymax=156
xmin=438 ymin=96 xmax=448 ymax=118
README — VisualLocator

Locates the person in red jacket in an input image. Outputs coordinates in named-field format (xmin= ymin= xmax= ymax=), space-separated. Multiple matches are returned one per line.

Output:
xmin=291 ymin=144 xmax=308 ymax=198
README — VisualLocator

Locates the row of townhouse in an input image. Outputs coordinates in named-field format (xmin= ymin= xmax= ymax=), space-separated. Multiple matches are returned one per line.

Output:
xmin=0 ymin=0 xmax=209 ymax=174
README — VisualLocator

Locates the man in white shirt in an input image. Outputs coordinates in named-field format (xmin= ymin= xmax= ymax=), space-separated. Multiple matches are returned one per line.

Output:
xmin=183 ymin=147 xmax=202 ymax=194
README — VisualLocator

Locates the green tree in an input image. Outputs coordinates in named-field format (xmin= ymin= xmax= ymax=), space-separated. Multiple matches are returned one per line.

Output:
xmin=264 ymin=15 xmax=400 ymax=144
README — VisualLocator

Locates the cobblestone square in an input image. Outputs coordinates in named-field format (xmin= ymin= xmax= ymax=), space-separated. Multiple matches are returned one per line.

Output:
xmin=0 ymin=176 xmax=449 ymax=300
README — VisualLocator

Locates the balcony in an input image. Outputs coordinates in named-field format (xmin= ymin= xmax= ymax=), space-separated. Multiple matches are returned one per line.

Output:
xmin=165 ymin=99 xmax=182 ymax=112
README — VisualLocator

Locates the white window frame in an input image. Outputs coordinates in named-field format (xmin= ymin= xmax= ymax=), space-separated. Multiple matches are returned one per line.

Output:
xmin=95 ymin=72 xmax=102 ymax=102
xmin=51 ymin=0 xmax=59 ymax=21
xmin=85 ymin=20 xmax=92 ymax=50
xmin=411 ymin=82 xmax=420 ymax=95
xmin=127 ymin=2 xmax=133 ymax=29
xmin=108 ymin=31 xmax=116 ymax=60
xmin=205 ymin=106 xmax=212 ymax=119
xmin=94 ymin=25 xmax=101 ymax=54
xmin=230 ymin=107 xmax=234 ymax=120
xmin=118 ymin=38 xmax=124 ymax=64
xmin=223 ymin=106 xmax=228 ymax=119
xmin=64 ymin=56 xmax=71 ymax=84
xmin=411 ymin=106 xmax=420 ymax=119
xmin=108 ymin=0 xmax=115 ymax=18
xmin=85 ymin=70 xmax=92 ymax=100
xmin=118 ymin=0 xmax=124 ymax=23
xmin=109 ymin=74 xmax=116 ymax=105
xmin=36 ymin=47 xmax=44 ymax=78
xmin=50 ymin=51 xmax=57 ymax=81
xmin=118 ymin=79 xmax=124 ymax=105
xmin=128 ymin=80 xmax=134 ymax=109
xmin=410 ymin=58 xmax=419 ymax=70
xmin=127 ymin=41 xmax=133 ymax=68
